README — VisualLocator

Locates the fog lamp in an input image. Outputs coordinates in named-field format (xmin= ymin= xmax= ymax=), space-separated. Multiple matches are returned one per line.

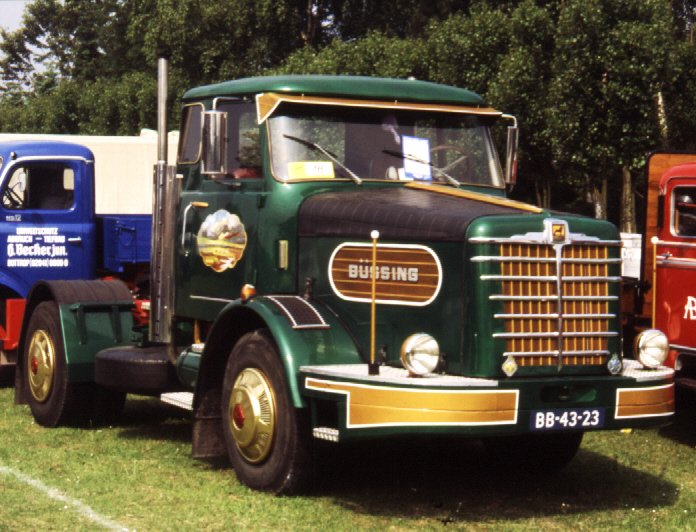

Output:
xmin=400 ymin=333 xmax=440 ymax=376
xmin=633 ymin=329 xmax=668 ymax=369
xmin=502 ymin=355 xmax=518 ymax=377
xmin=607 ymin=353 xmax=622 ymax=375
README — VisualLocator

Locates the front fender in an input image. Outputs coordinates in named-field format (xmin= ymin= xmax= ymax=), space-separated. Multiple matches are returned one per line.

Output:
xmin=199 ymin=295 xmax=361 ymax=408
xmin=0 ymin=270 xmax=31 ymax=299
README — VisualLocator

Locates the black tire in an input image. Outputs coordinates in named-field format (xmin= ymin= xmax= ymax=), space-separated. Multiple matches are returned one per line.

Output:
xmin=24 ymin=301 xmax=87 ymax=427
xmin=222 ymin=330 xmax=312 ymax=494
xmin=483 ymin=431 xmax=583 ymax=473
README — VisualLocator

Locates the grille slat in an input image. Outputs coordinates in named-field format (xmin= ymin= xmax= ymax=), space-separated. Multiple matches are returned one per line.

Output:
xmin=494 ymin=331 xmax=618 ymax=338
xmin=482 ymin=274 xmax=621 ymax=282
xmin=503 ymin=350 xmax=611 ymax=357
xmin=495 ymin=313 xmax=614 ymax=319
xmin=477 ymin=234 xmax=618 ymax=370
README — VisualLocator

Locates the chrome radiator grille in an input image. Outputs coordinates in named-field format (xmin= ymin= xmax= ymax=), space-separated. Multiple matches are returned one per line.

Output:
xmin=472 ymin=223 xmax=622 ymax=369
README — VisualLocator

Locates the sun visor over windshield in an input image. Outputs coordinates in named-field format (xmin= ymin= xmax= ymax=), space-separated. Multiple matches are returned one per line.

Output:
xmin=255 ymin=92 xmax=503 ymax=124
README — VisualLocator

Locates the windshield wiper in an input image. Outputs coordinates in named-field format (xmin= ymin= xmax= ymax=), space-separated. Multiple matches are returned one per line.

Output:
xmin=284 ymin=134 xmax=362 ymax=185
xmin=382 ymin=149 xmax=460 ymax=187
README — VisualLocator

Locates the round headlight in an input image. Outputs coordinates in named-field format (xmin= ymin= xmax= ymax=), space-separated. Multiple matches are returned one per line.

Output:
xmin=400 ymin=333 xmax=440 ymax=376
xmin=634 ymin=329 xmax=669 ymax=369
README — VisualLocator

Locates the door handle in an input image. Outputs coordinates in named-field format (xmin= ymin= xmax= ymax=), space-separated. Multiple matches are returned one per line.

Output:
xmin=181 ymin=201 xmax=209 ymax=249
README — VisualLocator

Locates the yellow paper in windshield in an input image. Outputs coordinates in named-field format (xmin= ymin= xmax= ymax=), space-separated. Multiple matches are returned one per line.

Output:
xmin=288 ymin=161 xmax=335 ymax=180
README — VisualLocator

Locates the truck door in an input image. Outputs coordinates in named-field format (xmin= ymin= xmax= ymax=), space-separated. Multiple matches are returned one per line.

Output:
xmin=0 ymin=157 xmax=95 ymax=295
xmin=176 ymin=100 xmax=262 ymax=320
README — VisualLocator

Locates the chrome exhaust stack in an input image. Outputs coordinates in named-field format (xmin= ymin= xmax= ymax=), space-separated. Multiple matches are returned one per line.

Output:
xmin=150 ymin=58 xmax=179 ymax=350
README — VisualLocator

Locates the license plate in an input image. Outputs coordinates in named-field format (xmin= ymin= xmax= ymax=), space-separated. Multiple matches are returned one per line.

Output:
xmin=530 ymin=408 xmax=605 ymax=431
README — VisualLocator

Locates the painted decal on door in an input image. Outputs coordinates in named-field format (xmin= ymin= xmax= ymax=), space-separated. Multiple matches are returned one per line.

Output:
xmin=6 ymin=226 xmax=69 ymax=268
xmin=196 ymin=209 xmax=247 ymax=272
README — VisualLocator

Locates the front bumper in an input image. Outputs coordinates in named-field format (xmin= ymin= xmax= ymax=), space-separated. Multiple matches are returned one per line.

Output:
xmin=300 ymin=359 xmax=674 ymax=441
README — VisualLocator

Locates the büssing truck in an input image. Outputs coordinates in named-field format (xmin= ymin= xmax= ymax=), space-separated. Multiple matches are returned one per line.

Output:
xmin=6 ymin=61 xmax=674 ymax=493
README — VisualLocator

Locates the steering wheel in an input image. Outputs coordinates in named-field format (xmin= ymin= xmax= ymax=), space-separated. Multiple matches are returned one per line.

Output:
xmin=3 ymin=184 xmax=23 ymax=209
xmin=429 ymin=145 xmax=469 ymax=175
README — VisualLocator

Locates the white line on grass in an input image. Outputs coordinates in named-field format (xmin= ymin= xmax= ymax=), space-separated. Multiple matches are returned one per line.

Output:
xmin=0 ymin=464 xmax=129 ymax=531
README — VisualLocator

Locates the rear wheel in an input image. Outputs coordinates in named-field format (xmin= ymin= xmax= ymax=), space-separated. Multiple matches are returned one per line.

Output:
xmin=483 ymin=431 xmax=583 ymax=473
xmin=222 ymin=330 xmax=312 ymax=494
xmin=25 ymin=301 xmax=85 ymax=427
xmin=24 ymin=301 xmax=125 ymax=427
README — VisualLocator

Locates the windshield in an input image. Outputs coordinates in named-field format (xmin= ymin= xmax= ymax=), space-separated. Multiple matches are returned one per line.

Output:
xmin=268 ymin=103 xmax=504 ymax=187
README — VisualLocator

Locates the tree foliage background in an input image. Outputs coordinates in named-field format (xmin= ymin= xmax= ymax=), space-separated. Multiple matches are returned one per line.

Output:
xmin=1 ymin=0 xmax=695 ymax=226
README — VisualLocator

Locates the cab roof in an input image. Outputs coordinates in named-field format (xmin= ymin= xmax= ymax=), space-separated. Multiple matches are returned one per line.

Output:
xmin=182 ymin=75 xmax=486 ymax=107
xmin=0 ymin=140 xmax=94 ymax=167
xmin=659 ymin=161 xmax=696 ymax=194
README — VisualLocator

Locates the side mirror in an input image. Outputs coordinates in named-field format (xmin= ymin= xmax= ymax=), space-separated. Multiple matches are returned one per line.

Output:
xmin=201 ymin=110 xmax=228 ymax=177
xmin=502 ymin=114 xmax=518 ymax=190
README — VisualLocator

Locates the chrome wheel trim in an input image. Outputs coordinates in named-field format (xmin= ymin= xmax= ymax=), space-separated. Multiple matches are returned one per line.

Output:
xmin=27 ymin=329 xmax=55 ymax=403
xmin=228 ymin=368 xmax=276 ymax=464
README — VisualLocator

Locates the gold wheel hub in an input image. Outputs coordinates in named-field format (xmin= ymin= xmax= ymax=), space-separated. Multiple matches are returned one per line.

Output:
xmin=228 ymin=368 xmax=276 ymax=464
xmin=27 ymin=329 xmax=55 ymax=403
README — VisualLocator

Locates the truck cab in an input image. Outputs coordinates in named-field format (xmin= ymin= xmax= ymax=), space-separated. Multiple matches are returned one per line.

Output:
xmin=14 ymin=74 xmax=676 ymax=495
xmin=645 ymin=156 xmax=696 ymax=390
xmin=0 ymin=141 xmax=97 ymax=368
xmin=0 ymin=141 xmax=96 ymax=291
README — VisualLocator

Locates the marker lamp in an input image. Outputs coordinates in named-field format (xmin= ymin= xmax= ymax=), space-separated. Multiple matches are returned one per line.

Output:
xmin=240 ymin=284 xmax=256 ymax=302
xmin=633 ymin=329 xmax=668 ymax=369
xmin=400 ymin=333 xmax=440 ymax=376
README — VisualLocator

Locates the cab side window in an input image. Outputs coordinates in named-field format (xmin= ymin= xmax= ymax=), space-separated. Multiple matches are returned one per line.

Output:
xmin=2 ymin=163 xmax=74 ymax=210
xmin=218 ymin=101 xmax=261 ymax=179
xmin=177 ymin=101 xmax=260 ymax=180
xmin=674 ymin=186 xmax=696 ymax=237
xmin=178 ymin=104 xmax=203 ymax=164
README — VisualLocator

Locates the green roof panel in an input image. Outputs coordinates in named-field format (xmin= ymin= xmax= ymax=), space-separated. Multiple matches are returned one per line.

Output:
xmin=183 ymin=75 xmax=485 ymax=106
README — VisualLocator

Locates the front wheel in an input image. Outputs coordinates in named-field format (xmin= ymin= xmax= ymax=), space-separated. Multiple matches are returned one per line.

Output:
xmin=221 ymin=330 xmax=312 ymax=494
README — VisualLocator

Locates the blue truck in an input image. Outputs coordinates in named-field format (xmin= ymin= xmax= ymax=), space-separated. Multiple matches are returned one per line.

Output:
xmin=0 ymin=140 xmax=151 ymax=379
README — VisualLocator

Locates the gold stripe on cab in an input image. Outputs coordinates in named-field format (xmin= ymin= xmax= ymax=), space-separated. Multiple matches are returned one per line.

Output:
xmin=614 ymin=384 xmax=675 ymax=419
xmin=405 ymin=182 xmax=543 ymax=213
xmin=305 ymin=377 xmax=519 ymax=428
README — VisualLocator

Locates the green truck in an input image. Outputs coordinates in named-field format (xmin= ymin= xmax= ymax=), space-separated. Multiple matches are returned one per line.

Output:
xmin=14 ymin=61 xmax=675 ymax=494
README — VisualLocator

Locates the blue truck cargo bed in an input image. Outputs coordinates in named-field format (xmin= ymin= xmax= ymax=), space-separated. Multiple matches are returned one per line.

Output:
xmin=98 ymin=215 xmax=151 ymax=272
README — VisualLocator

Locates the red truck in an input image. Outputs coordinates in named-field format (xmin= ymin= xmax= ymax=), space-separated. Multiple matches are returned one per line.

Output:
xmin=634 ymin=153 xmax=696 ymax=395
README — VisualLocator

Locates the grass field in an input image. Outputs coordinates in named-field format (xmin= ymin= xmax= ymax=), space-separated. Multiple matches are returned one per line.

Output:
xmin=1 ymin=386 xmax=696 ymax=531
